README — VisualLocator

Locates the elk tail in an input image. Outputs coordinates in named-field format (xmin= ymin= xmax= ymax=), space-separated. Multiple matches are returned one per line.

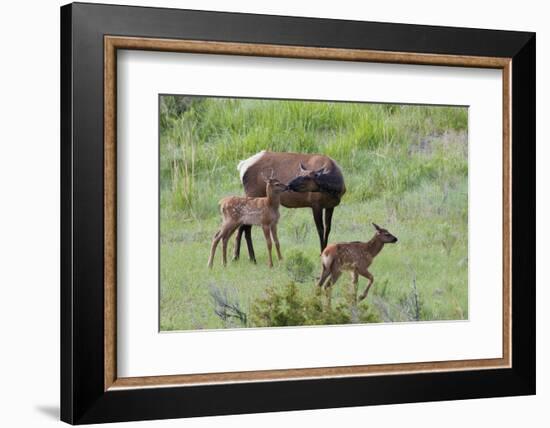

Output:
xmin=237 ymin=150 xmax=267 ymax=183
xmin=321 ymin=250 xmax=334 ymax=270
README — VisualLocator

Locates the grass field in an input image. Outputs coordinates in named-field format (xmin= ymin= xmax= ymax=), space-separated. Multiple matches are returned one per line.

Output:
xmin=159 ymin=96 xmax=468 ymax=331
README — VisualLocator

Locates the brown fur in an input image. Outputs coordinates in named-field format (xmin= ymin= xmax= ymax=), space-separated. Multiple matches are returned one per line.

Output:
xmin=208 ymin=178 xmax=288 ymax=268
xmin=317 ymin=223 xmax=398 ymax=305
xmin=241 ymin=152 xmax=345 ymax=209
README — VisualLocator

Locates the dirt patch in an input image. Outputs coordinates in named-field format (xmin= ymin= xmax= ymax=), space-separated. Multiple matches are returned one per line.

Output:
xmin=408 ymin=130 xmax=467 ymax=156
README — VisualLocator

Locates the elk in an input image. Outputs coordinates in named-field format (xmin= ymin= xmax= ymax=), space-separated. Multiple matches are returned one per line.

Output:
xmin=234 ymin=151 xmax=346 ymax=263
xmin=207 ymin=176 xmax=289 ymax=268
xmin=317 ymin=223 xmax=398 ymax=305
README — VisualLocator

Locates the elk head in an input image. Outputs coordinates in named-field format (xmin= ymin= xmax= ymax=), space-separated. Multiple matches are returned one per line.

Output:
xmin=265 ymin=178 xmax=289 ymax=195
xmin=288 ymin=163 xmax=330 ymax=192
xmin=261 ymin=170 xmax=289 ymax=196
xmin=372 ymin=223 xmax=398 ymax=243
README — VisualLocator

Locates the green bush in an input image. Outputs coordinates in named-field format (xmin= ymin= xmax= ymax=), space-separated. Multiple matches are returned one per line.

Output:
xmin=250 ymin=282 xmax=306 ymax=327
xmin=160 ymin=95 xmax=199 ymax=132
xmin=285 ymin=249 xmax=315 ymax=283
xmin=250 ymin=282 xmax=380 ymax=327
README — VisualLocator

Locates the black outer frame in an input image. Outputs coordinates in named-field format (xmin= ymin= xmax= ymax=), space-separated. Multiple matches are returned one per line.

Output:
xmin=60 ymin=2 xmax=535 ymax=424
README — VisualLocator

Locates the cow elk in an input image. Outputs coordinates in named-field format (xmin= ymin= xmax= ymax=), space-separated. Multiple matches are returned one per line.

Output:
xmin=234 ymin=151 xmax=346 ymax=263
xmin=207 ymin=176 xmax=289 ymax=268
xmin=317 ymin=223 xmax=398 ymax=305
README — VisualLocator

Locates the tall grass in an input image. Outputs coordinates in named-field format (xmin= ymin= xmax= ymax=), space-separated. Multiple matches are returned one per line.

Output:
xmin=159 ymin=96 xmax=468 ymax=331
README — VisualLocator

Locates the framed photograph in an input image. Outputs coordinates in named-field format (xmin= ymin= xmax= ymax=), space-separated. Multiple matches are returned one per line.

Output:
xmin=60 ymin=2 xmax=535 ymax=424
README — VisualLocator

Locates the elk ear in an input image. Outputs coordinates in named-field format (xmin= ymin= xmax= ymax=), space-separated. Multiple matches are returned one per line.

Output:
xmin=372 ymin=223 xmax=381 ymax=231
xmin=299 ymin=162 xmax=308 ymax=173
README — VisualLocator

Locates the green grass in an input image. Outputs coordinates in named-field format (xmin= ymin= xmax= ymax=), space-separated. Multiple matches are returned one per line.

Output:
xmin=159 ymin=96 xmax=468 ymax=331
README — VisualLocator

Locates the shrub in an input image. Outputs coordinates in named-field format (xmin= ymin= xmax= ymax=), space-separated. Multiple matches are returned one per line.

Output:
xmin=209 ymin=284 xmax=248 ymax=328
xmin=250 ymin=282 xmax=381 ymax=327
xmin=250 ymin=282 xmax=306 ymax=327
xmin=160 ymin=95 xmax=201 ymax=132
xmin=285 ymin=250 xmax=315 ymax=283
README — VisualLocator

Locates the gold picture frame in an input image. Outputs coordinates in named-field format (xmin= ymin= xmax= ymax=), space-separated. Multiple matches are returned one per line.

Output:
xmin=104 ymin=36 xmax=512 ymax=391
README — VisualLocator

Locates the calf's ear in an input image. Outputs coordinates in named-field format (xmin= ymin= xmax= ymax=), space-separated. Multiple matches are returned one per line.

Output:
xmin=372 ymin=223 xmax=381 ymax=231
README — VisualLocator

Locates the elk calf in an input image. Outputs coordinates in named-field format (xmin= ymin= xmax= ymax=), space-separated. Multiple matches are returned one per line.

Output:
xmin=317 ymin=223 xmax=398 ymax=304
xmin=207 ymin=178 xmax=288 ymax=268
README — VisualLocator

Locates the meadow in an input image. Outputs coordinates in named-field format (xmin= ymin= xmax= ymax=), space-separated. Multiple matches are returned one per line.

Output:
xmin=159 ymin=95 xmax=468 ymax=331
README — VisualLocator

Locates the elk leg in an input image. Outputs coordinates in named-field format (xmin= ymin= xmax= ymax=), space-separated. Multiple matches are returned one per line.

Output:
xmin=351 ymin=270 xmax=359 ymax=305
xmin=222 ymin=225 xmax=239 ymax=267
xmin=323 ymin=207 xmax=334 ymax=249
xmin=262 ymin=225 xmax=273 ymax=268
xmin=232 ymin=226 xmax=245 ymax=261
xmin=243 ymin=225 xmax=256 ymax=264
xmin=326 ymin=269 xmax=342 ymax=290
xmin=207 ymin=230 xmax=222 ymax=268
xmin=358 ymin=270 xmax=374 ymax=302
xmin=312 ymin=207 xmax=324 ymax=252
xmin=222 ymin=236 xmax=229 ymax=267
xmin=325 ymin=286 xmax=332 ymax=309
xmin=317 ymin=265 xmax=331 ymax=289
xmin=271 ymin=224 xmax=283 ymax=261
xmin=324 ymin=270 xmax=342 ymax=309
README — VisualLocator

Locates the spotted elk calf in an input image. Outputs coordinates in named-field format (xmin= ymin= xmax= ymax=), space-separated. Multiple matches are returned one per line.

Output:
xmin=207 ymin=177 xmax=289 ymax=268
xmin=317 ymin=223 xmax=398 ymax=305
